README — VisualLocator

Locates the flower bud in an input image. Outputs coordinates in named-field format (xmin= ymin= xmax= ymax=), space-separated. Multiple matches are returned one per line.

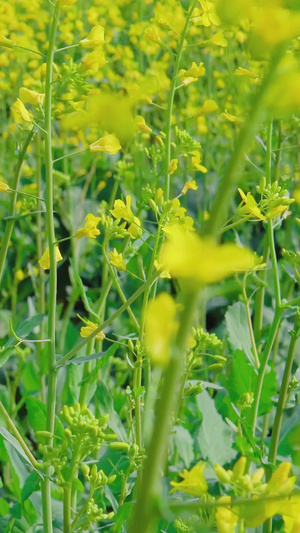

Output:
xmin=215 ymin=463 xmax=232 ymax=483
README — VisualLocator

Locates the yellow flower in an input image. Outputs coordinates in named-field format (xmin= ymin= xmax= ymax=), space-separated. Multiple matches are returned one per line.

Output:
xmin=282 ymin=495 xmax=300 ymax=533
xmin=89 ymin=134 xmax=121 ymax=154
xmin=238 ymin=188 xmax=266 ymax=221
xmin=145 ymin=292 xmax=177 ymax=367
xmin=110 ymin=196 xmax=142 ymax=239
xmin=19 ymin=87 xmax=45 ymax=106
xmin=208 ymin=30 xmax=228 ymax=47
xmin=144 ymin=26 xmax=161 ymax=43
xmin=221 ymin=111 xmax=243 ymax=123
xmin=135 ymin=115 xmax=152 ymax=133
xmin=38 ymin=246 xmax=63 ymax=270
xmin=15 ymin=270 xmax=25 ymax=282
xmin=179 ymin=62 xmax=206 ymax=85
xmin=79 ymin=50 xmax=106 ymax=75
xmin=293 ymin=188 xmax=300 ymax=205
xmin=0 ymin=181 xmax=9 ymax=192
xmin=181 ymin=180 xmax=198 ymax=195
xmin=170 ymin=463 xmax=208 ymax=497
xmin=266 ymin=205 xmax=288 ymax=219
xmin=0 ymin=34 xmax=14 ymax=48
xmin=80 ymin=25 xmax=105 ymax=49
xmin=235 ymin=67 xmax=258 ymax=79
xmin=160 ymin=225 xmax=258 ymax=284
xmin=200 ymin=0 xmax=220 ymax=27
xmin=75 ymin=213 xmax=101 ymax=239
xmin=198 ymin=99 xmax=219 ymax=115
xmin=154 ymin=260 xmax=171 ymax=279
xmin=216 ymin=496 xmax=238 ymax=533
xmin=108 ymin=249 xmax=126 ymax=271
xmin=191 ymin=150 xmax=207 ymax=173
xmin=11 ymin=99 xmax=33 ymax=123
xmin=168 ymin=158 xmax=178 ymax=175
xmin=80 ymin=320 xmax=105 ymax=341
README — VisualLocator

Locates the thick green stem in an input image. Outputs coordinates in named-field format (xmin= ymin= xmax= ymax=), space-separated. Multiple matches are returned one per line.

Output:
xmin=129 ymin=290 xmax=199 ymax=533
xmin=42 ymin=5 xmax=60 ymax=533
xmin=206 ymin=47 xmax=285 ymax=238
xmin=63 ymin=486 xmax=72 ymax=533
xmin=0 ymin=128 xmax=34 ymax=286
xmin=164 ymin=0 xmax=197 ymax=200
xmin=267 ymin=221 xmax=281 ymax=307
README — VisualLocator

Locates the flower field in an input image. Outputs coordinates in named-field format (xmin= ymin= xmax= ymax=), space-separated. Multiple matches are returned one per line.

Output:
xmin=1 ymin=0 xmax=300 ymax=532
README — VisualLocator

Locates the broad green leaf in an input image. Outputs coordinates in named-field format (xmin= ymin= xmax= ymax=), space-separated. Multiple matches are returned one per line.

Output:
xmin=25 ymin=398 xmax=64 ymax=439
xmin=225 ymin=302 xmax=255 ymax=365
xmin=0 ymin=348 xmax=15 ymax=368
xmin=5 ymin=314 xmax=45 ymax=348
xmin=0 ymin=498 xmax=9 ymax=517
xmin=22 ymin=472 xmax=40 ymax=503
xmin=0 ymin=427 xmax=32 ymax=466
xmin=196 ymin=390 xmax=236 ymax=465
xmin=171 ymin=426 xmax=194 ymax=468
xmin=96 ymin=381 xmax=127 ymax=441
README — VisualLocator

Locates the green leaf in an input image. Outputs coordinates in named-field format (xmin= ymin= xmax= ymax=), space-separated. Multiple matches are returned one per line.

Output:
xmin=0 ymin=348 xmax=15 ymax=368
xmin=25 ymin=398 xmax=64 ymax=439
xmin=226 ymin=350 xmax=277 ymax=417
xmin=5 ymin=314 xmax=45 ymax=348
xmin=58 ymin=343 xmax=118 ymax=367
xmin=0 ymin=498 xmax=9 ymax=517
xmin=0 ymin=427 xmax=32 ymax=466
xmin=96 ymin=381 xmax=127 ymax=442
xmin=171 ymin=426 xmax=194 ymax=468
xmin=225 ymin=302 xmax=255 ymax=365
xmin=21 ymin=472 xmax=40 ymax=503
xmin=196 ymin=390 xmax=236 ymax=465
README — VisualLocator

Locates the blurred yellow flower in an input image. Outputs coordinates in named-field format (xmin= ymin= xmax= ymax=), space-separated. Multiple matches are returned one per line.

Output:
xmin=79 ymin=50 xmax=106 ymax=75
xmin=57 ymin=0 xmax=77 ymax=6
xmin=108 ymin=248 xmax=126 ymax=271
xmin=208 ymin=30 xmax=228 ymax=47
xmin=216 ymin=496 xmax=238 ymax=533
xmin=75 ymin=213 xmax=101 ymax=239
xmin=19 ymin=87 xmax=45 ymax=106
xmin=170 ymin=463 xmax=208 ymax=497
xmin=181 ymin=180 xmax=198 ymax=195
xmin=293 ymin=189 xmax=300 ymax=205
xmin=179 ymin=62 xmax=205 ymax=85
xmin=0 ymin=181 xmax=9 ymax=192
xmin=135 ymin=115 xmax=152 ymax=133
xmin=80 ymin=320 xmax=105 ymax=341
xmin=154 ymin=260 xmax=171 ymax=279
xmin=38 ymin=246 xmax=63 ymax=270
xmin=161 ymin=225 xmax=258 ymax=284
xmin=90 ymin=134 xmax=121 ymax=154
xmin=145 ymin=292 xmax=177 ymax=366
xmin=11 ymin=99 xmax=33 ymax=123
xmin=198 ymin=99 xmax=219 ymax=115
xmin=80 ymin=25 xmax=105 ymax=49
xmin=168 ymin=158 xmax=178 ymax=175
xmin=191 ymin=150 xmax=207 ymax=173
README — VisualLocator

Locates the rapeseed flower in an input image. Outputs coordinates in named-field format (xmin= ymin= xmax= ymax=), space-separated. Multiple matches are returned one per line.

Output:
xmin=160 ymin=226 xmax=258 ymax=284
xmin=181 ymin=180 xmax=198 ymax=195
xmin=80 ymin=321 xmax=105 ymax=341
xmin=79 ymin=50 xmax=106 ymax=75
xmin=168 ymin=158 xmax=178 ymax=175
xmin=135 ymin=115 xmax=152 ymax=133
xmin=75 ymin=213 xmax=101 ymax=239
xmin=110 ymin=196 xmax=142 ymax=238
xmin=80 ymin=25 xmax=105 ymax=49
xmin=0 ymin=181 xmax=9 ymax=192
xmin=170 ymin=463 xmax=208 ymax=497
xmin=108 ymin=249 xmax=126 ymax=271
xmin=89 ymin=134 xmax=121 ymax=154
xmin=11 ymin=99 xmax=33 ymax=123
xmin=238 ymin=188 xmax=266 ymax=221
xmin=19 ymin=87 xmax=45 ymax=106
xmin=191 ymin=150 xmax=207 ymax=173
xmin=145 ymin=292 xmax=178 ymax=366
xmin=38 ymin=246 xmax=63 ymax=270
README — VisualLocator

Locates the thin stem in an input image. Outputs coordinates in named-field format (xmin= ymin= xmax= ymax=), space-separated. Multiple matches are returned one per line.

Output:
xmin=249 ymin=308 xmax=283 ymax=436
xmin=267 ymin=221 xmax=281 ymax=307
xmin=164 ymin=0 xmax=197 ymax=200
xmin=14 ymin=44 xmax=45 ymax=57
xmin=57 ymin=271 xmax=160 ymax=367
xmin=129 ymin=290 xmax=199 ymax=533
xmin=0 ymin=129 xmax=34 ymax=286
xmin=42 ymin=5 xmax=60 ymax=533
xmin=242 ymin=281 xmax=260 ymax=368
xmin=268 ymin=329 xmax=299 ymax=465
xmin=0 ymin=401 xmax=38 ymax=468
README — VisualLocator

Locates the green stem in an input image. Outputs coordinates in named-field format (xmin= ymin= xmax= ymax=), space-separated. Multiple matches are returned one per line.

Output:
xmin=58 ymin=271 xmax=160 ymax=367
xmin=250 ymin=307 xmax=283 ymax=435
xmin=242 ymin=282 xmax=260 ymax=368
xmin=268 ymin=329 xmax=299 ymax=465
xmin=0 ymin=128 xmax=34 ymax=286
xmin=206 ymin=46 xmax=285 ymax=237
xmin=253 ymin=241 xmax=269 ymax=340
xmin=129 ymin=290 xmax=199 ymax=533
xmin=266 ymin=119 xmax=273 ymax=186
xmin=164 ymin=0 xmax=197 ymax=200
xmin=267 ymin=221 xmax=281 ymax=307
xmin=42 ymin=5 xmax=60 ymax=533
xmin=0 ymin=401 xmax=38 ymax=468
xmin=63 ymin=486 xmax=72 ymax=533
